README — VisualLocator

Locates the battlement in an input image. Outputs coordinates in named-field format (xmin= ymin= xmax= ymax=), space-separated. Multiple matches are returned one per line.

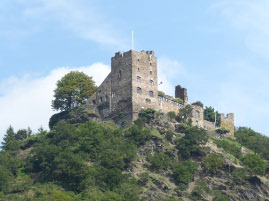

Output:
xmin=114 ymin=50 xmax=154 ymax=58
xmin=220 ymin=113 xmax=235 ymax=135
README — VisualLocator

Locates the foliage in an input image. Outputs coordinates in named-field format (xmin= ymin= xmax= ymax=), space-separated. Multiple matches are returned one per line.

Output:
xmin=125 ymin=124 xmax=151 ymax=146
xmin=176 ymin=126 xmax=208 ymax=159
xmin=216 ymin=127 xmax=230 ymax=135
xmin=158 ymin=91 xmax=166 ymax=97
xmin=52 ymin=71 xmax=97 ymax=111
xmin=204 ymin=106 xmax=221 ymax=127
xmin=235 ymin=127 xmax=269 ymax=160
xmin=139 ymin=108 xmax=156 ymax=123
xmin=165 ymin=130 xmax=174 ymax=142
xmin=176 ymin=105 xmax=193 ymax=125
xmin=214 ymin=139 xmax=242 ymax=159
xmin=147 ymin=152 xmax=171 ymax=172
xmin=138 ymin=172 xmax=149 ymax=186
xmin=172 ymin=98 xmax=183 ymax=104
xmin=231 ymin=168 xmax=248 ymax=185
xmin=172 ymin=160 xmax=198 ymax=185
xmin=1 ymin=126 xmax=19 ymax=151
xmin=242 ymin=154 xmax=266 ymax=175
xmin=167 ymin=111 xmax=177 ymax=120
xmin=203 ymin=153 xmax=223 ymax=175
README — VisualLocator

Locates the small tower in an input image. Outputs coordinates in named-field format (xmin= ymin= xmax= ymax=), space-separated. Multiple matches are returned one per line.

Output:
xmin=220 ymin=113 xmax=235 ymax=135
xmin=175 ymin=85 xmax=188 ymax=105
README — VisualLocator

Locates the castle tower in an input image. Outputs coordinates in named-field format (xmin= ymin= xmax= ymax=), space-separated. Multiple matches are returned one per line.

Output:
xmin=175 ymin=85 xmax=188 ymax=105
xmin=110 ymin=50 xmax=158 ymax=121
xmin=220 ymin=113 xmax=235 ymax=135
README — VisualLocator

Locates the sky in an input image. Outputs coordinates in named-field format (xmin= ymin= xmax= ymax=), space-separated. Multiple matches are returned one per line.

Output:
xmin=0 ymin=0 xmax=269 ymax=140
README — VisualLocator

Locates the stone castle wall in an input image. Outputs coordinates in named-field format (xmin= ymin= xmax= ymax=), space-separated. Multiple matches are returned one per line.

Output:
xmin=158 ymin=96 xmax=183 ymax=114
xmin=85 ymin=50 xmax=234 ymax=136
xmin=220 ymin=113 xmax=235 ymax=135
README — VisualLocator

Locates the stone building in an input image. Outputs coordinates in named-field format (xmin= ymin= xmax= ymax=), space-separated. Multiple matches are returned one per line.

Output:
xmin=85 ymin=50 xmax=234 ymax=134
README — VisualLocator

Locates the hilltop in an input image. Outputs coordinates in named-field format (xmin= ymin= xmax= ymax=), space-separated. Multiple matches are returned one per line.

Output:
xmin=1 ymin=108 xmax=269 ymax=201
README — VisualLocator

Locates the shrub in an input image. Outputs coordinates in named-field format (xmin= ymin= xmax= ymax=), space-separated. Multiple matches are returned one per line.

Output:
xmin=167 ymin=111 xmax=177 ymax=119
xmin=176 ymin=105 xmax=193 ymax=125
xmin=165 ymin=130 xmax=174 ymax=142
xmin=147 ymin=153 xmax=171 ymax=172
xmin=242 ymin=154 xmax=266 ymax=175
xmin=139 ymin=108 xmax=156 ymax=123
xmin=172 ymin=160 xmax=198 ymax=185
xmin=203 ymin=153 xmax=223 ymax=175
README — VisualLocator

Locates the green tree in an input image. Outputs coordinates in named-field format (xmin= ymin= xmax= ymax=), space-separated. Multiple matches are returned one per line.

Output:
xmin=176 ymin=105 xmax=193 ymax=125
xmin=1 ymin=126 xmax=19 ymax=151
xmin=203 ymin=153 xmax=223 ymax=175
xmin=52 ymin=71 xmax=97 ymax=111
xmin=204 ymin=106 xmax=220 ymax=127
xmin=242 ymin=154 xmax=266 ymax=175
xmin=172 ymin=160 xmax=198 ymax=185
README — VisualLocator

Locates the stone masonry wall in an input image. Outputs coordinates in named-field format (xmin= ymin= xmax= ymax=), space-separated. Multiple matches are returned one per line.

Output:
xmin=131 ymin=51 xmax=159 ymax=120
xmin=220 ymin=113 xmax=235 ymax=135
xmin=158 ymin=96 xmax=183 ymax=114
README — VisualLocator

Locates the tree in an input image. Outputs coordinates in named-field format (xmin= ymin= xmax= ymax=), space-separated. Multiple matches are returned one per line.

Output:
xmin=204 ymin=106 xmax=220 ymax=127
xmin=176 ymin=105 xmax=193 ymax=125
xmin=242 ymin=154 xmax=266 ymax=175
xmin=1 ymin=126 xmax=19 ymax=151
xmin=203 ymin=153 xmax=223 ymax=175
xmin=52 ymin=71 xmax=97 ymax=111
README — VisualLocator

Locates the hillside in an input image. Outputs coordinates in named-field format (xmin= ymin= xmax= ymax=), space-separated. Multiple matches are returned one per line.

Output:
xmin=1 ymin=109 xmax=269 ymax=201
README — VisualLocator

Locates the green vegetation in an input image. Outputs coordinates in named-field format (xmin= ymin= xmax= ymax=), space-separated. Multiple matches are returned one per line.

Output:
xmin=176 ymin=105 xmax=193 ymax=125
xmin=147 ymin=152 xmax=171 ymax=172
xmin=52 ymin=71 xmax=97 ymax=111
xmin=138 ymin=108 xmax=156 ymax=123
xmin=176 ymin=126 xmax=208 ymax=159
xmin=235 ymin=127 xmax=269 ymax=160
xmin=172 ymin=160 xmax=198 ymax=185
xmin=204 ymin=106 xmax=220 ymax=127
xmin=242 ymin=154 xmax=266 ymax=175
xmin=203 ymin=153 xmax=223 ymax=174
xmin=214 ymin=138 xmax=242 ymax=159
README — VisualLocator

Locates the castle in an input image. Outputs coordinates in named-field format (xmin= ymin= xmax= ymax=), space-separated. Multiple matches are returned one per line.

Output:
xmin=85 ymin=50 xmax=234 ymax=134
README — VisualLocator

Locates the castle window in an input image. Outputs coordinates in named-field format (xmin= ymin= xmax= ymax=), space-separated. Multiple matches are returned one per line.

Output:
xmin=118 ymin=70 xmax=122 ymax=80
xmin=137 ymin=87 xmax=142 ymax=94
xmin=100 ymin=97 xmax=103 ymax=103
xmin=105 ymin=95 xmax=108 ymax=102
xmin=138 ymin=67 xmax=140 ymax=72
xmin=150 ymin=70 xmax=152 ymax=75
xmin=111 ymin=92 xmax=115 ymax=98
xmin=150 ymin=63 xmax=152 ymax=66
xmin=149 ymin=79 xmax=153 ymax=85
xmin=136 ymin=76 xmax=141 ymax=82
xmin=146 ymin=98 xmax=151 ymax=103
xmin=138 ymin=59 xmax=140 ymax=62
xmin=195 ymin=111 xmax=200 ymax=118
xmin=98 ymin=90 xmax=101 ymax=95
xmin=149 ymin=91 xmax=154 ymax=97
xmin=92 ymin=100 xmax=96 ymax=105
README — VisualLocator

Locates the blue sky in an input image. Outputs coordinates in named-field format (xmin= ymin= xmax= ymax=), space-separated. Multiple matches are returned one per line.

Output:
xmin=0 ymin=0 xmax=269 ymax=139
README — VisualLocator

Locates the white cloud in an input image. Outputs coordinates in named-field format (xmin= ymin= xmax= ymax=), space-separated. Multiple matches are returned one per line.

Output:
xmin=158 ymin=57 xmax=187 ymax=96
xmin=0 ymin=63 xmax=110 ymax=142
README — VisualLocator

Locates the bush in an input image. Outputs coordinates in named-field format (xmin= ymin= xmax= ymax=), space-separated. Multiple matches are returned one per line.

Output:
xmin=139 ymin=108 xmax=156 ymax=123
xmin=214 ymin=139 xmax=242 ymax=159
xmin=242 ymin=154 xmax=266 ymax=175
xmin=147 ymin=152 xmax=171 ymax=172
xmin=165 ymin=130 xmax=174 ymax=142
xmin=176 ymin=126 xmax=208 ymax=159
xmin=172 ymin=160 xmax=198 ymax=185
xmin=203 ymin=153 xmax=223 ymax=175
xmin=176 ymin=105 xmax=193 ymax=124
xmin=167 ymin=111 xmax=177 ymax=120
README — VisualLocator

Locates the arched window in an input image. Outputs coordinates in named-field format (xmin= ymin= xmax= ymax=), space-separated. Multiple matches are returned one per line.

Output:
xmin=149 ymin=91 xmax=154 ymax=97
xmin=118 ymin=70 xmax=122 ymax=80
xmin=137 ymin=67 xmax=140 ymax=72
xmin=137 ymin=87 xmax=142 ymax=94
xmin=136 ymin=76 xmax=141 ymax=82
xmin=195 ymin=111 xmax=200 ymax=118
xmin=150 ymin=70 xmax=152 ymax=75
xmin=149 ymin=79 xmax=153 ymax=85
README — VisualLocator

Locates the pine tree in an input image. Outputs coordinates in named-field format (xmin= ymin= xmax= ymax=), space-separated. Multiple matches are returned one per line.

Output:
xmin=1 ymin=126 xmax=19 ymax=151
